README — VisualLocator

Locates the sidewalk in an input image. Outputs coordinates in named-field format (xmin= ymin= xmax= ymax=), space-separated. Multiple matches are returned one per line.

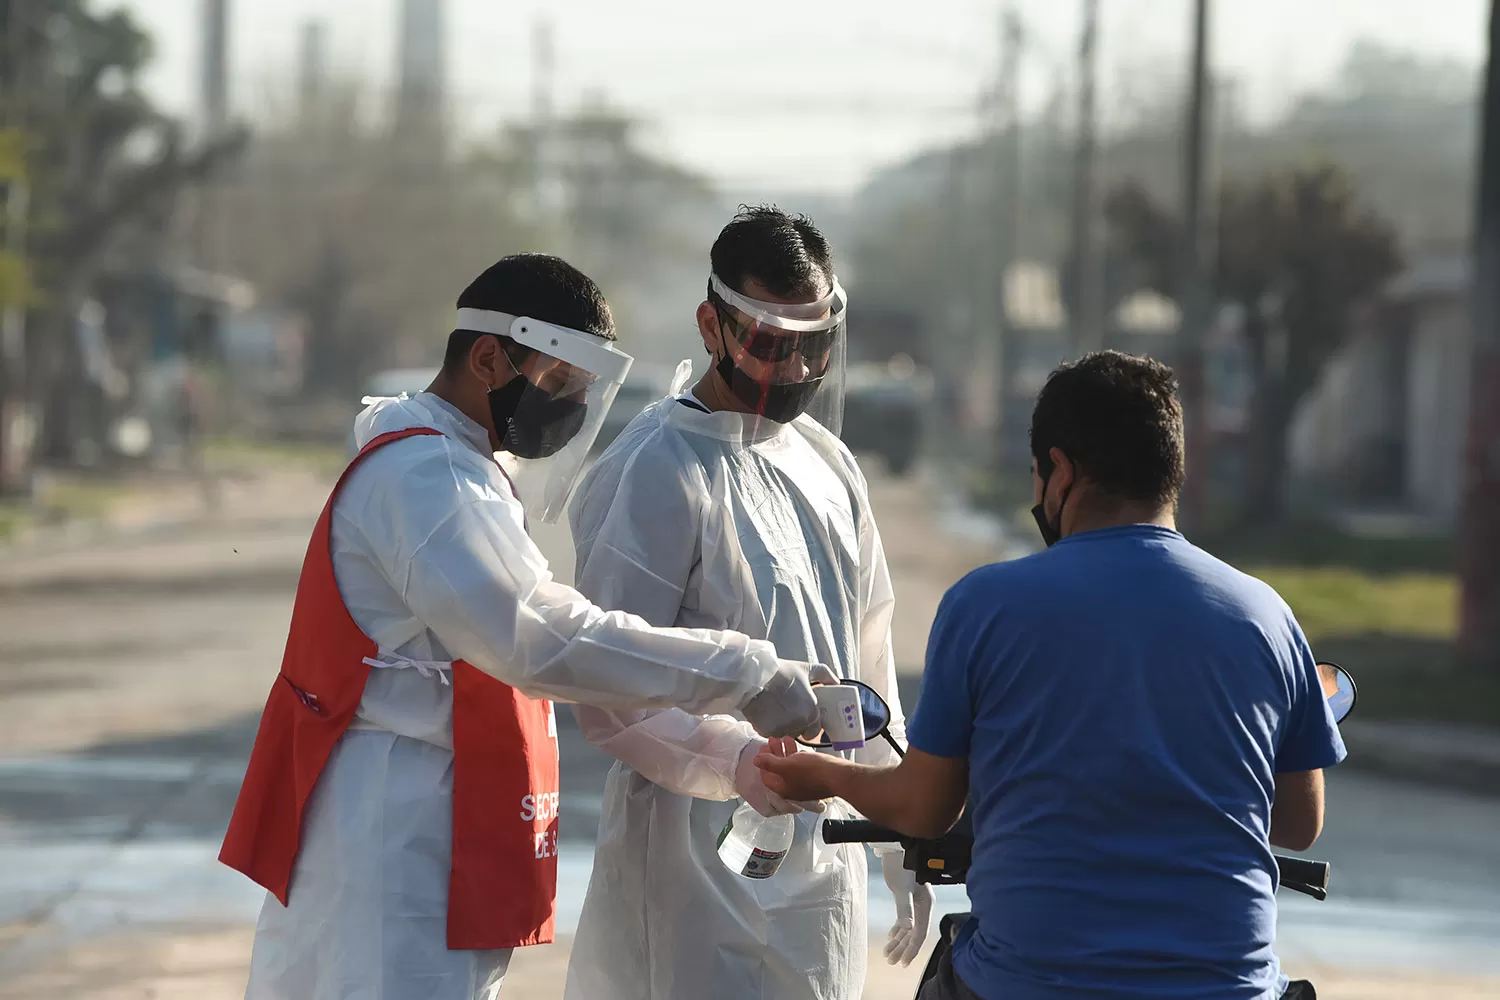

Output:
xmin=1341 ymin=719 xmax=1500 ymax=797
xmin=0 ymin=464 xmax=331 ymax=596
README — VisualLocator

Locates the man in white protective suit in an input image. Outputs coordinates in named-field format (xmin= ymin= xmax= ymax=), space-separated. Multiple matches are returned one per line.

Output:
xmin=563 ymin=208 xmax=934 ymax=1000
xmin=219 ymin=253 xmax=830 ymax=1000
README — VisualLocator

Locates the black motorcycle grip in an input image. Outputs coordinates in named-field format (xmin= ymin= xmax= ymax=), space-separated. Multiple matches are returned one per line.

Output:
xmin=1275 ymin=855 xmax=1330 ymax=891
xmin=821 ymin=818 xmax=904 ymax=844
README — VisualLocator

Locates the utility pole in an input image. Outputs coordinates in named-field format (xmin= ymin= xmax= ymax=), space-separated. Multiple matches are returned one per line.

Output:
xmin=530 ymin=18 xmax=555 ymax=223
xmin=193 ymin=0 xmax=229 ymax=504
xmin=1068 ymin=0 xmax=1102 ymax=355
xmin=1176 ymin=0 xmax=1215 ymax=535
xmin=993 ymin=6 xmax=1024 ymax=473
xmin=297 ymin=19 xmax=327 ymax=122
xmin=1458 ymin=0 xmax=1500 ymax=669
xmin=396 ymin=0 xmax=447 ymax=138
xmin=201 ymin=0 xmax=229 ymax=138
xmin=196 ymin=0 xmax=229 ymax=269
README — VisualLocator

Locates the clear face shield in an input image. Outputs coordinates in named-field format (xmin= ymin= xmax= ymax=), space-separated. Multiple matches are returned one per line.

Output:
xmin=707 ymin=273 xmax=847 ymax=436
xmin=455 ymin=307 xmax=633 ymax=523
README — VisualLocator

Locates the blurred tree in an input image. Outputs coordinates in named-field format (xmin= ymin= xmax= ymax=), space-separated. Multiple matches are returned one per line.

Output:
xmin=483 ymin=108 xmax=717 ymax=275
xmin=0 ymin=0 xmax=244 ymax=463
xmin=209 ymin=78 xmax=535 ymax=397
xmin=1102 ymin=165 xmax=1404 ymax=525
xmin=477 ymin=104 xmax=722 ymax=363
xmin=0 ymin=127 xmax=28 ymax=308
xmin=853 ymin=40 xmax=1474 ymax=333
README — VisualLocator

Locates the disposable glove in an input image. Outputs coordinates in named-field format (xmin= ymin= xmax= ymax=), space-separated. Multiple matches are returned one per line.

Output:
xmin=881 ymin=851 xmax=934 ymax=967
xmin=734 ymin=741 xmax=825 ymax=817
xmin=742 ymin=661 xmax=838 ymax=738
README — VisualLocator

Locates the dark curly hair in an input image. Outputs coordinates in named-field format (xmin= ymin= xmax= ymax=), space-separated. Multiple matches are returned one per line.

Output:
xmin=444 ymin=253 xmax=615 ymax=374
xmin=708 ymin=205 xmax=833 ymax=300
xmin=1030 ymin=351 xmax=1185 ymax=509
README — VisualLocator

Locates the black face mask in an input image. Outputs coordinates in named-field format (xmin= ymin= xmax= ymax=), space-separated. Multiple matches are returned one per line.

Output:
xmin=713 ymin=323 xmax=823 ymax=424
xmin=1031 ymin=463 xmax=1071 ymax=548
xmin=488 ymin=368 xmax=588 ymax=460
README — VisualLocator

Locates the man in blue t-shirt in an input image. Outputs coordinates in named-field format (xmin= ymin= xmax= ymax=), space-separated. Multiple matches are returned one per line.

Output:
xmin=759 ymin=352 xmax=1347 ymax=999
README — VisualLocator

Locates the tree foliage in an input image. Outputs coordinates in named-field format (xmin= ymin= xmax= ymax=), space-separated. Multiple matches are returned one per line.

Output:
xmin=477 ymin=105 xmax=722 ymax=366
xmin=207 ymin=78 xmax=527 ymax=394
xmin=0 ymin=0 xmax=244 ymax=460
xmin=1103 ymin=164 xmax=1404 ymax=523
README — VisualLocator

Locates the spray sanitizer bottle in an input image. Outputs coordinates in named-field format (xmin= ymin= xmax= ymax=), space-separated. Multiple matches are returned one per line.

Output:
xmin=716 ymin=683 xmax=866 ymax=879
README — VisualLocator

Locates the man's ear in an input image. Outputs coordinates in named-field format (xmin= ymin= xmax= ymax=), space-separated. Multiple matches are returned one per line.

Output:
xmin=469 ymin=335 xmax=520 ymax=389
xmin=1048 ymin=446 xmax=1076 ymax=493
xmin=696 ymin=302 xmax=720 ymax=357
xmin=468 ymin=334 xmax=499 ymax=389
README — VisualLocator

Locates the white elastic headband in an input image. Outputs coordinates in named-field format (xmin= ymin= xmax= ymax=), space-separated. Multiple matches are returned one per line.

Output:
xmin=709 ymin=274 xmax=847 ymax=333
xmin=455 ymin=308 xmax=633 ymax=383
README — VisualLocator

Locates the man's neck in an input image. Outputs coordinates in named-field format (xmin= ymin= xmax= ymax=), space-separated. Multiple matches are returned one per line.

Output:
xmin=1066 ymin=501 xmax=1177 ymax=537
xmin=427 ymin=375 xmax=500 ymax=450
xmin=691 ymin=368 xmax=752 ymax=415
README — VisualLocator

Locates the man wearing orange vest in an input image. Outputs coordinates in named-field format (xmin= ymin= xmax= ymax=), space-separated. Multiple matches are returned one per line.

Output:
xmin=220 ymin=254 xmax=829 ymax=1000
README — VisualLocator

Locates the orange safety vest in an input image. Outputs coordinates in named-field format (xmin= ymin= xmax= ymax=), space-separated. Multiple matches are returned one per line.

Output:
xmin=219 ymin=426 xmax=561 ymax=949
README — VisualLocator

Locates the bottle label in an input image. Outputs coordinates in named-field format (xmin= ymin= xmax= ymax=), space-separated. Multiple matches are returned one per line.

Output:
xmin=741 ymin=846 xmax=787 ymax=880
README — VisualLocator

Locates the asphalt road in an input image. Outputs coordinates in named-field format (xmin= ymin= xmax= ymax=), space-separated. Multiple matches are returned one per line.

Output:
xmin=0 ymin=461 xmax=1496 ymax=997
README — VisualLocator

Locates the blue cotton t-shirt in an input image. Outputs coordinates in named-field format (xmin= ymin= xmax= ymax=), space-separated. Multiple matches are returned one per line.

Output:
xmin=908 ymin=525 xmax=1346 ymax=1000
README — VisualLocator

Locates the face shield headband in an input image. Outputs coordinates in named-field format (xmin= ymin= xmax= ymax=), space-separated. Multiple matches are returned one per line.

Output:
xmin=453 ymin=307 xmax=634 ymax=522
xmin=707 ymin=273 xmax=847 ymax=424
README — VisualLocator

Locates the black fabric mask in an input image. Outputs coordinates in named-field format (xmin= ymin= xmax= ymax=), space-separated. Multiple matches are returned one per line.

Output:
xmin=488 ymin=370 xmax=588 ymax=460
xmin=1031 ymin=464 xmax=1071 ymax=548
xmin=713 ymin=325 xmax=823 ymax=424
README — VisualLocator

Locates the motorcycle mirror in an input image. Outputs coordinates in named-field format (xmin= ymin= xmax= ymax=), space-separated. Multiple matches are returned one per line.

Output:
xmin=1316 ymin=661 xmax=1358 ymax=723
xmin=797 ymin=679 xmax=893 ymax=750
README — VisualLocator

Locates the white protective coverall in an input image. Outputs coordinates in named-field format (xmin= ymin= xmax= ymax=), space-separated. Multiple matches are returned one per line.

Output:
xmin=562 ymin=384 xmax=907 ymax=1000
xmin=245 ymin=392 xmax=797 ymax=1000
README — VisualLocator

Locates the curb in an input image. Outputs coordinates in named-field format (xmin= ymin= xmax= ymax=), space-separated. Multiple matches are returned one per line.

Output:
xmin=1340 ymin=720 xmax=1500 ymax=798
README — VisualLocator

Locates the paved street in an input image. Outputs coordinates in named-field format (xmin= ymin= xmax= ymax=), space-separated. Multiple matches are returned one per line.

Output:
xmin=0 ymin=459 xmax=1497 ymax=998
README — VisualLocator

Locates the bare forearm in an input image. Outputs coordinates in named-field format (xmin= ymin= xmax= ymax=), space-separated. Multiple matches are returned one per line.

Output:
xmin=759 ymin=746 xmax=967 ymax=837
xmin=1270 ymin=769 xmax=1325 ymax=852
xmin=826 ymin=761 xmax=961 ymax=839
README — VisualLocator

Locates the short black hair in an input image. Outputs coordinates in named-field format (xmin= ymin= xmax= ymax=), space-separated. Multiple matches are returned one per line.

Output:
xmin=709 ymin=205 xmax=833 ymax=300
xmin=444 ymin=254 xmax=615 ymax=374
xmin=1030 ymin=351 xmax=1185 ymax=509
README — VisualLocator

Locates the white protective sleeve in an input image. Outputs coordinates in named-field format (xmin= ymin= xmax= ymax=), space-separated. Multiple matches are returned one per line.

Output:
xmin=568 ymin=439 xmax=757 ymax=801
xmin=347 ymin=431 xmax=781 ymax=715
xmin=567 ymin=422 xmax=906 ymax=804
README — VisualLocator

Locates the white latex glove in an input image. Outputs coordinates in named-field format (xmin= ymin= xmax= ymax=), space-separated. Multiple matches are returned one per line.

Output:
xmin=742 ymin=660 xmax=838 ymax=738
xmin=734 ymin=741 xmax=828 ymax=818
xmin=881 ymin=851 xmax=934 ymax=967
xmin=734 ymin=741 xmax=801 ymax=817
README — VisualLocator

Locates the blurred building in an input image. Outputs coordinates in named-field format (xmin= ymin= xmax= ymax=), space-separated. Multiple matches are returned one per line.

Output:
xmin=79 ymin=267 xmax=305 ymax=468
xmin=1289 ymin=253 xmax=1470 ymax=528
xmin=990 ymin=261 xmax=1189 ymax=474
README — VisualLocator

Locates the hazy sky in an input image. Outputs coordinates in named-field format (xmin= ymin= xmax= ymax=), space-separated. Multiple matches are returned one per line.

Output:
xmin=121 ymin=0 xmax=1490 ymax=197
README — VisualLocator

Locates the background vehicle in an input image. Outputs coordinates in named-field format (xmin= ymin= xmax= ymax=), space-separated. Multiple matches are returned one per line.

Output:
xmin=840 ymin=358 xmax=932 ymax=477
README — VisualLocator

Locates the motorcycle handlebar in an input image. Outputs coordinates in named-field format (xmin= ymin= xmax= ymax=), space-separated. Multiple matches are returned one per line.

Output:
xmin=1276 ymin=856 xmax=1330 ymax=899
xmin=823 ymin=820 xmax=1332 ymax=898
xmin=821 ymin=819 xmax=903 ymax=844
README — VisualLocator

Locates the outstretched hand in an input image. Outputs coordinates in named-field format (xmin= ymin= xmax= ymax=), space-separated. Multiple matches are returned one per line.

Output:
xmin=754 ymin=742 xmax=844 ymax=803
